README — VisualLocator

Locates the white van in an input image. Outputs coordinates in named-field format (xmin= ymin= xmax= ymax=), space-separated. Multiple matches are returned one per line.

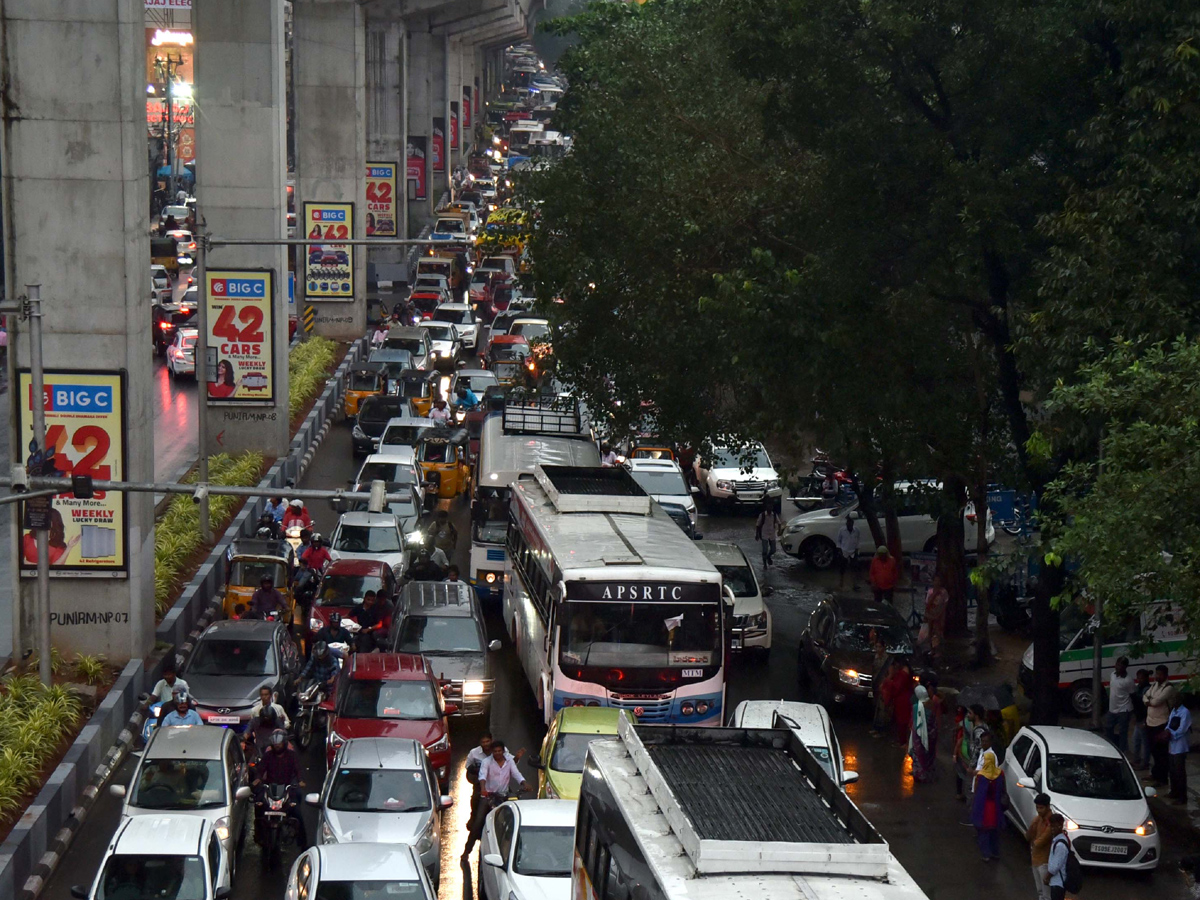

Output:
xmin=694 ymin=541 xmax=771 ymax=657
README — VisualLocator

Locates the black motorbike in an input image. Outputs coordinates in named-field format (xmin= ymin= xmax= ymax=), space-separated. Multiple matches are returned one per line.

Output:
xmin=255 ymin=783 xmax=301 ymax=865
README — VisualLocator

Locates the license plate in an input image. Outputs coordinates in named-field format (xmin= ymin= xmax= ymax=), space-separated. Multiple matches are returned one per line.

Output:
xmin=207 ymin=715 xmax=240 ymax=725
xmin=738 ymin=492 xmax=763 ymax=501
xmin=867 ymin=690 xmax=874 ymax=699
xmin=731 ymin=639 xmax=742 ymax=650
xmin=1091 ymin=843 xmax=1126 ymax=856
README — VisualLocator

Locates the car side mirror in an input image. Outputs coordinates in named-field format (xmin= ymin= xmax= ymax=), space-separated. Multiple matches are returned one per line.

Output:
xmin=1017 ymin=777 xmax=1035 ymax=790
xmin=483 ymin=853 xmax=505 ymax=869
xmin=690 ymin=484 xmax=700 ymax=495
xmin=444 ymin=702 xmax=459 ymax=716
xmin=841 ymin=771 xmax=859 ymax=785
xmin=440 ymin=795 xmax=454 ymax=810
xmin=109 ymin=784 xmax=127 ymax=798
xmin=70 ymin=887 xmax=89 ymax=900
xmin=305 ymin=792 xmax=321 ymax=806
xmin=236 ymin=785 xmax=252 ymax=800
xmin=527 ymin=754 xmax=543 ymax=770
xmin=1144 ymin=785 xmax=1157 ymax=798
xmin=488 ymin=639 xmax=502 ymax=651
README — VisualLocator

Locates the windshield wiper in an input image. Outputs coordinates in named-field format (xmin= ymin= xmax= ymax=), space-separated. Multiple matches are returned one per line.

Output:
xmin=516 ymin=869 xmax=571 ymax=878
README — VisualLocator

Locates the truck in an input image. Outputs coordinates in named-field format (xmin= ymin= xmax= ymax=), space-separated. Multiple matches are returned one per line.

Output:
xmin=573 ymin=718 xmax=931 ymax=900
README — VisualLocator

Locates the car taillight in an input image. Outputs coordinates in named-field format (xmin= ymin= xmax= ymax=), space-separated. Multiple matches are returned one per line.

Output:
xmin=159 ymin=322 xmax=172 ymax=330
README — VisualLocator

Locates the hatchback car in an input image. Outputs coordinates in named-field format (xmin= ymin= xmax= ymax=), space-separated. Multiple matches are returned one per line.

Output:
xmin=1004 ymin=726 xmax=1159 ymax=870
xmin=308 ymin=737 xmax=451 ymax=884
xmin=477 ymin=799 xmax=575 ymax=900
xmin=384 ymin=326 xmax=435 ymax=370
xmin=533 ymin=707 xmax=631 ymax=800
xmin=352 ymin=394 xmax=409 ymax=456
xmin=353 ymin=450 xmax=426 ymax=511
xmin=379 ymin=415 xmax=433 ymax=452
xmin=325 ymin=653 xmax=455 ymax=789
xmin=310 ymin=558 xmax=399 ymax=641
xmin=727 ymin=700 xmax=857 ymax=787
xmin=695 ymin=541 xmax=771 ymax=657
xmin=797 ymin=595 xmax=914 ymax=707
xmin=71 ymin=815 xmax=230 ymax=900
xmin=182 ymin=619 xmax=302 ymax=731
xmin=111 ymin=724 xmax=252 ymax=871
xmin=166 ymin=326 xmax=198 ymax=379
xmin=328 ymin=510 xmax=410 ymax=576
xmin=389 ymin=581 xmax=501 ymax=717
xmin=626 ymin=458 xmax=697 ymax=525
xmin=286 ymin=842 xmax=436 ymax=900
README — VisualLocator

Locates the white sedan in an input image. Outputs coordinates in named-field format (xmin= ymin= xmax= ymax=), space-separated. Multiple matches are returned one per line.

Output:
xmin=166 ymin=326 xmax=197 ymax=379
xmin=478 ymin=799 xmax=575 ymax=900
xmin=286 ymin=842 xmax=436 ymax=900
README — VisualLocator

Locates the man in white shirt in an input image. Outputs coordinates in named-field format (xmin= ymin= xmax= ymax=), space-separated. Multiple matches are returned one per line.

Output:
xmin=836 ymin=515 xmax=861 ymax=590
xmin=249 ymin=685 xmax=290 ymax=729
xmin=428 ymin=398 xmax=452 ymax=423
xmin=462 ymin=740 xmax=531 ymax=858
xmin=1104 ymin=656 xmax=1135 ymax=752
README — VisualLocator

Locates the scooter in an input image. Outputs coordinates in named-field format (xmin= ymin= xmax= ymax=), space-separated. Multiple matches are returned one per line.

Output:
xmin=141 ymin=699 xmax=165 ymax=745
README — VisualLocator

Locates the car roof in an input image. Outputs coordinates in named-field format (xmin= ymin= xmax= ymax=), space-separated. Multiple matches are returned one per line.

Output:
xmin=323 ymin=558 xmax=388 ymax=577
xmin=502 ymin=798 xmax=577 ymax=827
xmin=417 ymin=321 xmax=453 ymax=330
xmin=349 ymin=652 xmax=431 ymax=681
xmin=401 ymin=581 xmax=476 ymax=617
xmin=384 ymin=415 xmax=432 ymax=428
xmin=435 ymin=303 xmax=471 ymax=311
xmin=176 ymin=327 xmax=199 ymax=338
xmin=201 ymin=619 xmax=280 ymax=640
xmin=627 ymin=458 xmax=683 ymax=473
xmin=732 ymin=700 xmax=832 ymax=747
xmin=694 ymin=541 xmax=750 ymax=568
xmin=511 ymin=317 xmax=548 ymax=325
xmin=336 ymin=737 xmax=425 ymax=770
xmin=114 ymin=815 xmax=206 ymax=856
xmin=829 ymin=594 xmax=908 ymax=625
xmin=1026 ymin=725 xmax=1123 ymax=759
xmin=454 ymin=368 xmax=494 ymax=379
xmin=365 ymin=448 xmax=416 ymax=464
xmin=337 ymin=511 xmax=400 ymax=528
xmin=145 ymin=722 xmax=229 ymax=760
xmin=315 ymin=842 xmax=422 ymax=883
xmin=556 ymin=706 xmax=629 ymax=735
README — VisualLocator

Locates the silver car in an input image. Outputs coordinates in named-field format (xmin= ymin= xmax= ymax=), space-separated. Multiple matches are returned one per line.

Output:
xmin=328 ymin=510 xmax=410 ymax=577
xmin=308 ymin=738 xmax=451 ymax=887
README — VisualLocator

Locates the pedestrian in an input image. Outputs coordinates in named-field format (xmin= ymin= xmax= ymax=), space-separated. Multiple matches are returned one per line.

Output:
xmin=970 ymin=731 xmax=1005 ymax=862
xmin=1104 ymin=656 xmax=1135 ymax=753
xmin=1145 ymin=664 xmax=1176 ymax=785
xmin=909 ymin=685 xmax=938 ymax=783
xmin=870 ymin=638 xmax=894 ymax=736
xmin=1167 ymin=692 xmax=1192 ymax=803
xmin=882 ymin=657 xmax=914 ymax=744
xmin=953 ymin=706 xmax=971 ymax=801
xmin=1131 ymin=668 xmax=1152 ymax=769
xmin=921 ymin=574 xmax=948 ymax=667
xmin=956 ymin=703 xmax=990 ymax=801
xmin=1026 ymin=793 xmax=1054 ymax=900
xmin=755 ymin=500 xmax=782 ymax=568
xmin=1045 ymin=814 xmax=1069 ymax=900
xmin=868 ymin=545 xmax=899 ymax=603
xmin=836 ymin=515 xmax=860 ymax=590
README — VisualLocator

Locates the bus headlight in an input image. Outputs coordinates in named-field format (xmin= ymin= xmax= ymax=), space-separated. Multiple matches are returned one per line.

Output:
xmin=695 ymin=701 xmax=710 ymax=715
xmin=680 ymin=702 xmax=695 ymax=715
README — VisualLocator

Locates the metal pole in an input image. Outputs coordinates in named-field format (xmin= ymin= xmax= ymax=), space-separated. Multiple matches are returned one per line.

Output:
xmin=1091 ymin=434 xmax=1105 ymax=730
xmin=400 ymin=24 xmax=409 ymax=242
xmin=4 ymin=477 xmax=413 ymax=505
xmin=166 ymin=73 xmax=175 ymax=201
xmin=210 ymin=237 xmax=467 ymax=248
xmin=26 ymin=285 xmax=51 ymax=686
xmin=196 ymin=223 xmax=210 ymax=542
xmin=444 ymin=35 xmax=452 ymax=203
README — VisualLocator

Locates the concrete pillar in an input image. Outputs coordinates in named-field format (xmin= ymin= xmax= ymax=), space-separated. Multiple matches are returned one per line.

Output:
xmin=407 ymin=30 xmax=436 ymax=226
xmin=194 ymin=0 xmax=291 ymax=458
xmin=433 ymin=34 xmax=449 ymax=203
xmin=293 ymin=0 xmax=367 ymax=340
xmin=0 ymin=0 xmax=153 ymax=663
xmin=444 ymin=35 xmax=454 ymax=184
xmin=365 ymin=17 xmax=405 ymax=274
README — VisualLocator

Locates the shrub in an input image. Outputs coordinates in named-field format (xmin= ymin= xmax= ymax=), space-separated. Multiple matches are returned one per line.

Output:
xmin=74 ymin=654 xmax=109 ymax=685
xmin=0 ymin=674 xmax=83 ymax=823
xmin=288 ymin=337 xmax=337 ymax=418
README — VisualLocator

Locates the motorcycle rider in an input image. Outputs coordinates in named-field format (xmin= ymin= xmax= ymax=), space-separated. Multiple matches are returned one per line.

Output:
xmin=405 ymin=547 xmax=445 ymax=582
xmin=253 ymin=729 xmax=306 ymax=846
xmin=249 ymin=575 xmax=287 ymax=620
xmin=245 ymin=703 xmax=283 ymax=758
xmin=300 ymin=533 xmax=332 ymax=574
xmin=255 ymin=512 xmax=282 ymax=540
xmin=454 ymin=382 xmax=480 ymax=411
xmin=352 ymin=590 xmax=388 ymax=653
xmin=300 ymin=641 xmax=339 ymax=694
xmin=150 ymin=661 xmax=188 ymax=704
xmin=312 ymin=612 xmax=354 ymax=653
xmin=263 ymin=496 xmax=288 ymax=523
xmin=161 ymin=689 xmax=203 ymax=727
xmin=249 ymin=685 xmax=290 ymax=729
xmin=462 ymin=739 xmax=531 ymax=857
xmin=428 ymin=509 xmax=458 ymax=557
xmin=282 ymin=498 xmax=313 ymax=530
xmin=291 ymin=555 xmax=321 ymax=631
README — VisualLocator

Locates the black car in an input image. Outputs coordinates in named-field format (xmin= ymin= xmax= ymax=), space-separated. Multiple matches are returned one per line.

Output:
xmin=659 ymin=501 xmax=702 ymax=540
xmin=152 ymin=289 xmax=198 ymax=356
xmin=352 ymin=394 xmax=408 ymax=456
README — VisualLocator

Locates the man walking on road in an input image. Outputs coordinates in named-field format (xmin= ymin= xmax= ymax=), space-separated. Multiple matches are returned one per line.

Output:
xmin=1045 ymin=815 xmax=1070 ymax=900
xmin=869 ymin=545 xmax=899 ymax=603
xmin=1167 ymin=693 xmax=1192 ymax=803
xmin=755 ymin=500 xmax=782 ymax=568
xmin=1105 ymin=656 xmax=1135 ymax=752
xmin=836 ymin=516 xmax=859 ymax=590
xmin=1145 ymin=664 xmax=1176 ymax=785
xmin=1026 ymin=793 xmax=1054 ymax=900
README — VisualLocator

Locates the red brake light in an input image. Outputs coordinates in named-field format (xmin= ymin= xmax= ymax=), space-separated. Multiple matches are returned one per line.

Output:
xmin=607 ymin=669 xmax=624 ymax=683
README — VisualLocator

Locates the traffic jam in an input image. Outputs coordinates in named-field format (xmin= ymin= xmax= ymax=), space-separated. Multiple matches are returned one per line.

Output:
xmin=66 ymin=42 xmax=1175 ymax=900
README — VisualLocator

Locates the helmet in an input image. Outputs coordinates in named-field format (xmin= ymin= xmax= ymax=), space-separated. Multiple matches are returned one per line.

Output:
xmin=260 ymin=705 xmax=277 ymax=724
xmin=314 ymin=641 xmax=329 ymax=659
xmin=172 ymin=686 xmax=188 ymax=700
xmin=256 ymin=526 xmax=273 ymax=539
xmin=261 ymin=575 xmax=274 ymax=586
xmin=290 ymin=499 xmax=303 ymax=508
xmin=329 ymin=612 xmax=341 ymax=627
xmin=269 ymin=728 xmax=287 ymax=749
xmin=311 ymin=533 xmax=323 ymax=547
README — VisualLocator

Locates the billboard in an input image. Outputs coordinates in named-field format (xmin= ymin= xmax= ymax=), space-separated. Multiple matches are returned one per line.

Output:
xmin=463 ymin=87 xmax=472 ymax=129
xmin=433 ymin=118 xmax=445 ymax=173
xmin=451 ymin=102 xmax=459 ymax=151
xmin=303 ymin=202 xmax=354 ymax=300
xmin=407 ymin=137 xmax=427 ymax=201
xmin=17 ymin=370 xmax=127 ymax=577
xmin=365 ymin=162 xmax=398 ymax=237
xmin=205 ymin=269 xmax=275 ymax=403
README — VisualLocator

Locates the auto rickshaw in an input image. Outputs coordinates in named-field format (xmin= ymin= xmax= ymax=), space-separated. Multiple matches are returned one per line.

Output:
xmin=486 ymin=335 xmax=530 ymax=388
xmin=394 ymin=368 xmax=441 ymax=418
xmin=222 ymin=538 xmax=297 ymax=620
xmin=629 ymin=442 xmax=677 ymax=461
xmin=343 ymin=362 xmax=387 ymax=419
xmin=415 ymin=426 xmax=472 ymax=501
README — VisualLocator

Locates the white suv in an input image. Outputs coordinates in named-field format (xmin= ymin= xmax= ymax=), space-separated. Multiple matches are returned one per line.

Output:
xmin=625 ymin=458 xmax=696 ymax=525
xmin=695 ymin=541 xmax=770 ymax=657
xmin=692 ymin=442 xmax=783 ymax=507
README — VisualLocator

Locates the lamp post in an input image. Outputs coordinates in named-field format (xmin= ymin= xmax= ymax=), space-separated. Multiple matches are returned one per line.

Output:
xmin=153 ymin=53 xmax=184 ymax=200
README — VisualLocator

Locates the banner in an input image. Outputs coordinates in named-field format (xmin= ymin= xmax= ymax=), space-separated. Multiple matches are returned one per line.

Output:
xmin=206 ymin=269 xmax=275 ymax=402
xmin=145 ymin=0 xmax=191 ymax=8
xmin=474 ymin=78 xmax=480 ymax=117
xmin=450 ymin=102 xmax=459 ymax=151
xmin=407 ymin=137 xmax=427 ymax=201
xmin=17 ymin=370 xmax=127 ymax=576
xmin=365 ymin=162 xmax=398 ymax=237
xmin=433 ymin=118 xmax=445 ymax=173
xmin=463 ymin=87 xmax=472 ymax=129
xmin=303 ymin=202 xmax=354 ymax=300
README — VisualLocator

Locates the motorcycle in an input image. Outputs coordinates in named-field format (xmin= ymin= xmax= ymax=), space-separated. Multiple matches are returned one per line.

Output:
xmin=140 ymin=699 xmax=165 ymax=745
xmin=255 ymin=783 xmax=300 ymax=865
xmin=294 ymin=680 xmax=330 ymax=750
xmin=284 ymin=525 xmax=303 ymax=555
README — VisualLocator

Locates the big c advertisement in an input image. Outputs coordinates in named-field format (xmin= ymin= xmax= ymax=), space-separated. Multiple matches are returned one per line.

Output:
xmin=407 ymin=137 xmax=428 ymax=201
xmin=366 ymin=162 xmax=398 ymax=237
xmin=17 ymin=370 xmax=127 ymax=576
xmin=304 ymin=202 xmax=354 ymax=300
xmin=206 ymin=269 xmax=275 ymax=403
xmin=463 ymin=87 xmax=472 ymax=129
xmin=433 ymin=118 xmax=445 ymax=173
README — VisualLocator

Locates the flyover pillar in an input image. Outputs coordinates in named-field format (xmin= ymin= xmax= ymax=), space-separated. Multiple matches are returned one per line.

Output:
xmin=0 ymin=0 xmax=154 ymax=663
xmin=365 ymin=17 xmax=406 ymax=277
xmin=407 ymin=30 xmax=438 ymax=223
xmin=293 ymin=0 xmax=368 ymax=340
xmin=194 ymin=0 xmax=292 ymax=458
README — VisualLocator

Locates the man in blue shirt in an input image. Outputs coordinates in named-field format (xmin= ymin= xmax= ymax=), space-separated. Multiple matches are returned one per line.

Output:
xmin=1045 ymin=814 xmax=1068 ymax=900
xmin=1167 ymin=693 xmax=1193 ymax=802
xmin=455 ymin=383 xmax=480 ymax=409
xmin=161 ymin=692 xmax=203 ymax=727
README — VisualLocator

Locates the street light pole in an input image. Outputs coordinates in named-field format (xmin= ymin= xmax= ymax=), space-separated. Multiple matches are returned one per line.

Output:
xmin=166 ymin=74 xmax=175 ymax=201
xmin=196 ymin=218 xmax=210 ymax=542
xmin=26 ymin=284 xmax=51 ymax=685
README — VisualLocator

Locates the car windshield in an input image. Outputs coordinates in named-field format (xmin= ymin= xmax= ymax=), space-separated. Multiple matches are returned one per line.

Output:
xmin=560 ymin=602 xmax=720 ymax=667
xmin=435 ymin=219 xmax=464 ymax=233
xmin=630 ymin=469 xmax=688 ymax=496
xmin=359 ymin=400 xmax=404 ymax=424
xmin=457 ymin=374 xmax=497 ymax=393
xmin=98 ymin=855 xmax=207 ymax=900
xmin=228 ymin=559 xmax=287 ymax=587
xmin=315 ymin=884 xmax=426 ymax=900
xmin=334 ymin=524 xmax=402 ymax=554
xmin=716 ymin=564 xmax=756 ymax=598
xmin=711 ymin=447 xmax=771 ymax=469
xmin=510 ymin=322 xmax=549 ymax=341
xmin=358 ymin=463 xmax=405 ymax=484
xmin=396 ymin=616 xmax=482 ymax=653
xmin=512 ymin=825 xmax=574 ymax=877
xmin=387 ymin=338 xmax=425 ymax=357
xmin=327 ymin=768 xmax=431 ymax=812
xmin=188 ymin=639 xmax=275 ymax=676
xmin=1047 ymin=753 xmax=1143 ymax=800
xmin=339 ymin=679 xmax=439 ymax=719
xmin=382 ymin=424 xmax=429 ymax=447
xmin=130 ymin=759 xmax=226 ymax=809
xmin=422 ymin=325 xmax=454 ymax=341
xmin=349 ymin=372 xmax=380 ymax=391
xmin=550 ymin=732 xmax=614 ymax=774
xmin=320 ymin=574 xmax=383 ymax=604
xmin=834 ymin=621 xmax=912 ymax=655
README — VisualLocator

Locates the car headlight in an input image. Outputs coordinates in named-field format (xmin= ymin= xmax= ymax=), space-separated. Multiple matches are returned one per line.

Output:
xmin=544 ymin=779 xmax=558 ymax=799
xmin=837 ymin=668 xmax=861 ymax=686
xmin=766 ymin=479 xmax=780 ymax=489
xmin=352 ymin=424 xmax=365 ymax=439
xmin=463 ymin=680 xmax=486 ymax=696
xmin=1062 ymin=816 xmax=1080 ymax=831
xmin=1136 ymin=817 xmax=1156 ymax=836
xmin=408 ymin=530 xmax=424 ymax=545
xmin=430 ymin=350 xmax=439 ymax=358
xmin=320 ymin=820 xmax=337 ymax=844
xmin=784 ymin=522 xmax=805 ymax=535
xmin=752 ymin=612 xmax=768 ymax=628
xmin=213 ymin=816 xmax=231 ymax=843
xmin=716 ymin=480 xmax=733 ymax=491
xmin=427 ymin=734 xmax=450 ymax=753
xmin=309 ymin=617 xmax=323 ymax=633
xmin=416 ymin=821 xmax=436 ymax=853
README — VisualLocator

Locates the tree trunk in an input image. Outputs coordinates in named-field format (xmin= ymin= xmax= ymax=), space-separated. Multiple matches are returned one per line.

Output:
xmin=1030 ymin=561 xmax=1064 ymax=725
xmin=970 ymin=482 xmax=992 ymax=664
xmin=853 ymin=476 xmax=885 ymax=548
xmin=938 ymin=478 xmax=969 ymax=636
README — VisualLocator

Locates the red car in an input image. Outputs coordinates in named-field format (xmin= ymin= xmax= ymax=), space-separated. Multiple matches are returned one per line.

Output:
xmin=309 ymin=558 xmax=399 ymax=643
xmin=324 ymin=653 xmax=456 ymax=789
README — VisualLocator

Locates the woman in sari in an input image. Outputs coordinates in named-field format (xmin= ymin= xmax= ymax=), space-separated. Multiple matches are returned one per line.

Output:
xmin=970 ymin=731 xmax=1006 ymax=861
xmin=909 ymin=685 xmax=938 ymax=782
xmin=870 ymin=639 xmax=894 ymax=736
xmin=886 ymin=659 xmax=915 ymax=744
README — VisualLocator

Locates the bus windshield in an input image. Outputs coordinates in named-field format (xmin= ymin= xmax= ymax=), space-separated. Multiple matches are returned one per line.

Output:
xmin=472 ymin=488 xmax=511 ymax=544
xmin=559 ymin=602 xmax=720 ymax=667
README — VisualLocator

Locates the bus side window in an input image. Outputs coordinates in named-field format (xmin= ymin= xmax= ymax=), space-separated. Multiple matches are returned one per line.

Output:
xmin=604 ymin=851 xmax=630 ymax=900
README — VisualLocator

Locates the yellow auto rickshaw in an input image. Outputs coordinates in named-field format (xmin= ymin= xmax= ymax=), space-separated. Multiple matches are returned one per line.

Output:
xmin=395 ymin=368 xmax=440 ymax=418
xmin=343 ymin=362 xmax=386 ymax=419
xmin=486 ymin=335 xmax=530 ymax=388
xmin=415 ymin=426 xmax=472 ymax=500
xmin=222 ymin=538 xmax=297 ymax=620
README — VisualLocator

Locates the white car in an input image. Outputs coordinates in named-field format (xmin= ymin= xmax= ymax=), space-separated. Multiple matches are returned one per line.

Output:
xmin=727 ymin=700 xmax=856 ymax=787
xmin=478 ymin=799 xmax=574 ymax=900
xmin=1003 ymin=725 xmax=1159 ymax=871
xmin=779 ymin=492 xmax=994 ymax=569
xmin=416 ymin=320 xmax=461 ymax=369
xmin=695 ymin=541 xmax=771 ymax=656
xmin=379 ymin=415 xmax=433 ymax=452
xmin=431 ymin=216 xmax=472 ymax=243
xmin=355 ymin=447 xmax=425 ymax=502
xmin=286 ymin=842 xmax=436 ymax=900
xmin=166 ymin=326 xmax=197 ymax=379
xmin=693 ymin=442 xmax=783 ymax=508
xmin=72 ymin=815 xmax=230 ymax=900
xmin=431 ymin=302 xmax=481 ymax=351
xmin=481 ymin=255 xmax=517 ymax=277
xmin=506 ymin=317 xmax=550 ymax=345
xmin=151 ymin=264 xmax=170 ymax=303
xmin=308 ymin=738 xmax=451 ymax=885
xmin=329 ymin=511 xmax=410 ymax=576
xmin=625 ymin=458 xmax=697 ymax=525
xmin=412 ymin=273 xmax=452 ymax=295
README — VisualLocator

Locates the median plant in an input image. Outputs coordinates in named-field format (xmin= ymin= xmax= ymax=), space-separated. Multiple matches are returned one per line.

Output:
xmin=0 ymin=674 xmax=83 ymax=822
xmin=289 ymin=336 xmax=337 ymax=418
xmin=73 ymin=654 xmax=109 ymax=685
